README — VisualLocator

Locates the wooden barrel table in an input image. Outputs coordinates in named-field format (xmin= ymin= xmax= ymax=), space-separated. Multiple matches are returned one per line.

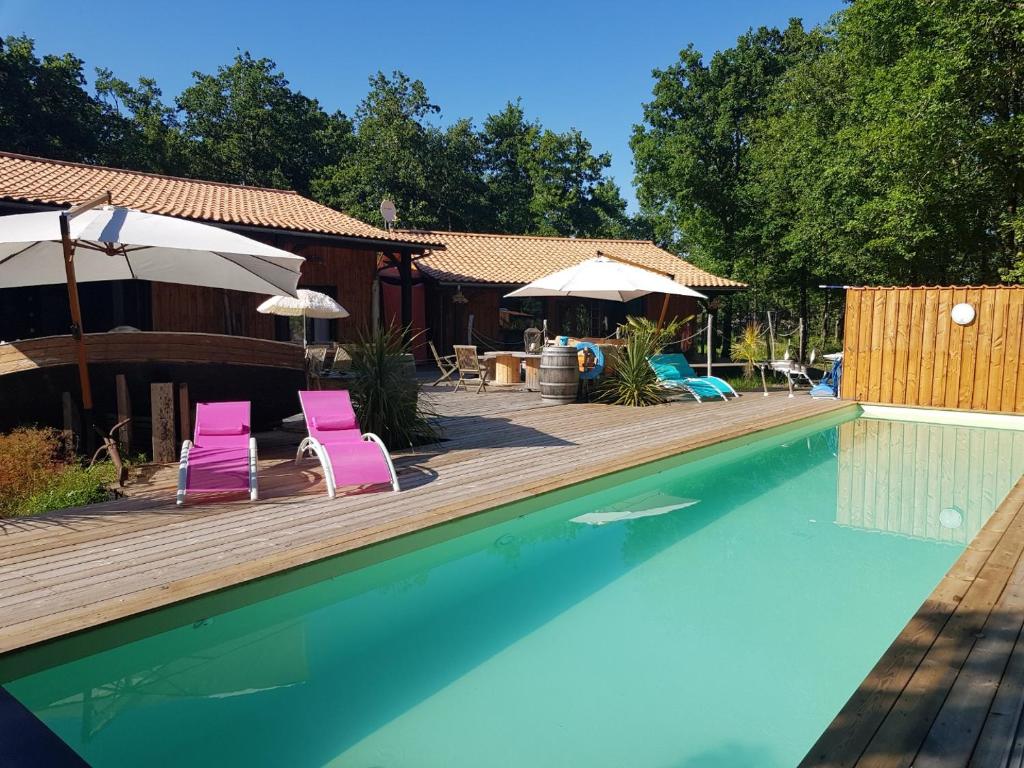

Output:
xmin=540 ymin=346 xmax=579 ymax=403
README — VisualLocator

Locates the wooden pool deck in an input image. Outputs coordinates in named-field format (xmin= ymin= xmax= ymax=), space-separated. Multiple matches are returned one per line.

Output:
xmin=0 ymin=388 xmax=848 ymax=657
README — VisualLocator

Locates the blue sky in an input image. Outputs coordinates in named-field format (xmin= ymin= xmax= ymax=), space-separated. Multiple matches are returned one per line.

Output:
xmin=2 ymin=0 xmax=841 ymax=211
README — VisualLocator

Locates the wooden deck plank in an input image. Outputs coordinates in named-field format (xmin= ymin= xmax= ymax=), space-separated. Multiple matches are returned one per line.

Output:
xmin=0 ymin=391 xmax=850 ymax=655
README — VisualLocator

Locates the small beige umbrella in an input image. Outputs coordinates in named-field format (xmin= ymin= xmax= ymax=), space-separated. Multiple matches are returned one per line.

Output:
xmin=257 ymin=289 xmax=349 ymax=347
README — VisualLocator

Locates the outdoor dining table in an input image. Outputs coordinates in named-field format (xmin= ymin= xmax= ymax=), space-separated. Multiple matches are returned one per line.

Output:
xmin=482 ymin=351 xmax=544 ymax=390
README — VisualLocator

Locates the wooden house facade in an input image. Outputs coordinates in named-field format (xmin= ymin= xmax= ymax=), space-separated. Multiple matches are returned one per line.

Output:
xmin=0 ymin=152 xmax=439 ymax=346
xmin=400 ymin=230 xmax=746 ymax=353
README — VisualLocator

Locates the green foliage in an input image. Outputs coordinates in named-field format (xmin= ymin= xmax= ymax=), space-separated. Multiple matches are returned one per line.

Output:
xmin=312 ymin=71 xmax=440 ymax=227
xmin=617 ymin=314 xmax=692 ymax=351
xmin=0 ymin=35 xmax=108 ymax=162
xmin=1 ymin=39 xmax=632 ymax=239
xmin=176 ymin=52 xmax=349 ymax=194
xmin=635 ymin=3 xmax=1024 ymax=347
xmin=313 ymin=84 xmax=632 ymax=235
xmin=598 ymin=315 xmax=685 ymax=407
xmin=0 ymin=427 xmax=116 ymax=517
xmin=18 ymin=463 xmax=116 ymax=516
xmin=347 ymin=325 xmax=440 ymax=449
xmin=721 ymin=376 xmax=769 ymax=393
xmin=729 ymin=322 xmax=767 ymax=378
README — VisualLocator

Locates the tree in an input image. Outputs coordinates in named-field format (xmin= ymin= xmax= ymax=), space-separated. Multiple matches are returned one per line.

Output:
xmin=478 ymin=100 xmax=632 ymax=237
xmin=751 ymin=0 xmax=1024 ymax=295
xmin=632 ymin=21 xmax=811 ymax=351
xmin=423 ymin=118 xmax=489 ymax=231
xmin=527 ymin=127 xmax=628 ymax=237
xmin=0 ymin=36 xmax=107 ymax=162
xmin=94 ymin=69 xmax=186 ymax=174
xmin=176 ymin=52 xmax=346 ymax=193
xmin=312 ymin=71 xmax=438 ymax=228
xmin=480 ymin=101 xmax=539 ymax=233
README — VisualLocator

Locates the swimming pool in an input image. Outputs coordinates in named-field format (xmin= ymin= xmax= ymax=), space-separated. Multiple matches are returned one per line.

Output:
xmin=4 ymin=411 xmax=1024 ymax=767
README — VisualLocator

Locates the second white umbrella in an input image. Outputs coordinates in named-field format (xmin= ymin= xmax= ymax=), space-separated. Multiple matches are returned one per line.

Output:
xmin=257 ymin=290 xmax=349 ymax=346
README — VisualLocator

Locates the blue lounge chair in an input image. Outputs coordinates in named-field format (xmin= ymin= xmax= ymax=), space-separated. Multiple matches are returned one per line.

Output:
xmin=649 ymin=353 xmax=739 ymax=402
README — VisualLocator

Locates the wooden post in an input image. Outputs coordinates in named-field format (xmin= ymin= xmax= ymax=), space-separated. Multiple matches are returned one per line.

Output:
xmin=177 ymin=383 xmax=191 ymax=445
xmin=398 ymin=251 xmax=413 ymax=334
xmin=151 ymin=383 xmax=175 ymax=463
xmin=706 ymin=313 xmax=714 ymax=377
xmin=467 ymin=313 xmax=475 ymax=345
xmin=61 ymin=391 xmax=80 ymax=446
xmin=115 ymin=374 xmax=132 ymax=449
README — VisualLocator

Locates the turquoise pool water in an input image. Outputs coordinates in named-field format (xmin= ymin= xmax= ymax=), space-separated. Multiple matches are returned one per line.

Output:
xmin=5 ymin=414 xmax=1024 ymax=767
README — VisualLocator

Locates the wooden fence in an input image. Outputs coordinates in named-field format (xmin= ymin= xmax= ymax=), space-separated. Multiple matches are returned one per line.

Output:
xmin=842 ymin=286 xmax=1024 ymax=413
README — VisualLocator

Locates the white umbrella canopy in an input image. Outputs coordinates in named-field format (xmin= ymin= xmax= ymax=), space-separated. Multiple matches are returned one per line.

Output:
xmin=504 ymin=256 xmax=706 ymax=302
xmin=257 ymin=290 xmax=349 ymax=347
xmin=0 ymin=206 xmax=304 ymax=296
xmin=257 ymin=290 xmax=349 ymax=319
xmin=0 ymin=200 xmax=306 ymax=431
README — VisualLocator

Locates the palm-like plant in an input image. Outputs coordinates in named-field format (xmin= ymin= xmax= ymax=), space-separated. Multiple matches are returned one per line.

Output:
xmin=597 ymin=314 xmax=694 ymax=407
xmin=730 ymin=322 xmax=767 ymax=379
xmin=598 ymin=327 xmax=664 ymax=407
xmin=347 ymin=325 xmax=440 ymax=448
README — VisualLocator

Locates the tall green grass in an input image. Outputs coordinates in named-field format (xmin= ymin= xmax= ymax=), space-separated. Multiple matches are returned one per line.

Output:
xmin=0 ymin=427 xmax=119 ymax=517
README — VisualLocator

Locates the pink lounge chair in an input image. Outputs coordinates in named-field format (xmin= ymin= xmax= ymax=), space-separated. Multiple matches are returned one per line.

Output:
xmin=176 ymin=401 xmax=258 ymax=506
xmin=295 ymin=390 xmax=400 ymax=496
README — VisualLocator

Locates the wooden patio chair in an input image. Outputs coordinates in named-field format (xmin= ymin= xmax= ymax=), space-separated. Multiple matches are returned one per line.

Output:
xmin=428 ymin=340 xmax=458 ymax=387
xmin=523 ymin=327 xmax=543 ymax=353
xmin=452 ymin=345 xmax=490 ymax=393
xmin=305 ymin=344 xmax=331 ymax=390
xmin=328 ymin=345 xmax=352 ymax=374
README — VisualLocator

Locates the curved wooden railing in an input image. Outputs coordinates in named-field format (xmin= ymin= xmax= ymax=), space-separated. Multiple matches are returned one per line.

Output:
xmin=0 ymin=332 xmax=304 ymax=377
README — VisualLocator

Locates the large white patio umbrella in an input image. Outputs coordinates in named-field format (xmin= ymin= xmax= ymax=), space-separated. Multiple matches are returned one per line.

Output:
xmin=504 ymin=255 xmax=706 ymax=327
xmin=0 ymin=194 xmax=305 ymax=426
xmin=257 ymin=289 xmax=349 ymax=346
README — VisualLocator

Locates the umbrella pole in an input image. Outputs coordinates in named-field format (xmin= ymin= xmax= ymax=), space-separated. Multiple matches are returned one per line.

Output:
xmin=302 ymin=312 xmax=311 ymax=390
xmin=59 ymin=212 xmax=95 ymax=449
xmin=656 ymin=294 xmax=670 ymax=331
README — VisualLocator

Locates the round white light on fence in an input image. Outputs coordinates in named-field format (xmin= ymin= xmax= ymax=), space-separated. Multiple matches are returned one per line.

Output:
xmin=939 ymin=506 xmax=964 ymax=530
xmin=951 ymin=303 xmax=975 ymax=326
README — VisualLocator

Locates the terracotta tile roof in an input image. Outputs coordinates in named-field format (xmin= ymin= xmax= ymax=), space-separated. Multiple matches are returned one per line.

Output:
xmin=0 ymin=152 xmax=439 ymax=247
xmin=405 ymin=230 xmax=746 ymax=289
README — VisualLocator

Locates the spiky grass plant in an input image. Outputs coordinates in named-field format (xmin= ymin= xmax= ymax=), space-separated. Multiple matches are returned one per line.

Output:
xmin=347 ymin=325 xmax=440 ymax=448
xmin=729 ymin=322 xmax=767 ymax=379
xmin=597 ymin=323 xmax=665 ymax=407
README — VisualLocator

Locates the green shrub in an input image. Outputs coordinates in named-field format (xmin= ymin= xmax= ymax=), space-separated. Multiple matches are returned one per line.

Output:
xmin=598 ymin=322 xmax=666 ymax=407
xmin=347 ymin=324 xmax=440 ymax=448
xmin=0 ymin=427 xmax=68 ymax=513
xmin=730 ymin=322 xmax=767 ymax=378
xmin=0 ymin=426 xmax=118 ymax=517
xmin=18 ymin=463 xmax=117 ymax=516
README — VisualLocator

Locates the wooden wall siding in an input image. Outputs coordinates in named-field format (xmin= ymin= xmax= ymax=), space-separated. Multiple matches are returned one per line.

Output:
xmin=0 ymin=332 xmax=303 ymax=377
xmin=842 ymin=286 xmax=1024 ymax=413
xmin=151 ymin=237 xmax=381 ymax=342
xmin=834 ymin=418 xmax=1024 ymax=545
xmin=643 ymin=295 xmax=699 ymax=326
xmin=463 ymin=288 xmax=503 ymax=342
